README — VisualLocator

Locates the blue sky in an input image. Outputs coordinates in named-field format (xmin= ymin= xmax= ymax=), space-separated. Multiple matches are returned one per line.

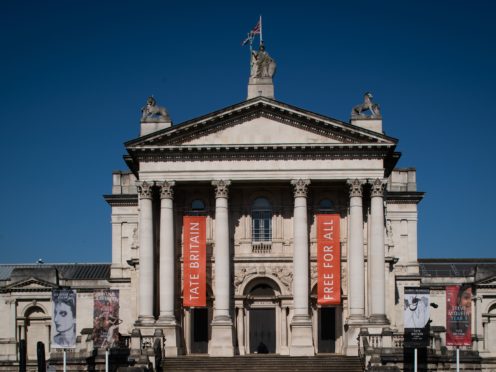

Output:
xmin=1 ymin=1 xmax=495 ymax=263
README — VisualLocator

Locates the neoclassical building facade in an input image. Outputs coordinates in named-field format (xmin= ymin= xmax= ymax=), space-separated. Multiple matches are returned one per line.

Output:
xmin=1 ymin=47 xmax=496 ymax=370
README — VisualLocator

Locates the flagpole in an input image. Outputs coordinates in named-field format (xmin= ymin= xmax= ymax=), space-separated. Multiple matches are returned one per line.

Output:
xmin=259 ymin=15 xmax=263 ymax=45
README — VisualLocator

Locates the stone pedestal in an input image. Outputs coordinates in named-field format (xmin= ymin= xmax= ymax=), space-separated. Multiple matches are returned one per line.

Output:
xmin=289 ymin=316 xmax=314 ymax=356
xmin=209 ymin=318 xmax=234 ymax=356
xmin=247 ymin=77 xmax=274 ymax=99
xmin=154 ymin=320 xmax=181 ymax=357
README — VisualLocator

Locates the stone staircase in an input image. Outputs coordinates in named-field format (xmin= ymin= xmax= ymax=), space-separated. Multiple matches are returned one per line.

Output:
xmin=160 ymin=355 xmax=364 ymax=371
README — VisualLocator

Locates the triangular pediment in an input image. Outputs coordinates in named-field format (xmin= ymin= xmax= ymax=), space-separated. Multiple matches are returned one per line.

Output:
xmin=2 ymin=277 xmax=57 ymax=292
xmin=126 ymin=97 xmax=397 ymax=149
xmin=183 ymin=116 xmax=341 ymax=145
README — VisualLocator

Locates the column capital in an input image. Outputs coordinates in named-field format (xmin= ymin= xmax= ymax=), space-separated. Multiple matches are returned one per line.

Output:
xmin=369 ymin=178 xmax=387 ymax=197
xmin=291 ymin=179 xmax=310 ymax=198
xmin=137 ymin=181 xmax=154 ymax=199
xmin=159 ymin=180 xmax=175 ymax=199
xmin=347 ymin=179 xmax=365 ymax=197
xmin=212 ymin=180 xmax=231 ymax=198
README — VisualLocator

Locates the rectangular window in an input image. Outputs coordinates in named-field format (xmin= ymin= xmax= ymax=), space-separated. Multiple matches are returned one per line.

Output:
xmin=252 ymin=210 xmax=272 ymax=242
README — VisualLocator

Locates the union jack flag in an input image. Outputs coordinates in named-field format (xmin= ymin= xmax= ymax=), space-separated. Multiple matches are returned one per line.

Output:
xmin=241 ymin=20 xmax=261 ymax=46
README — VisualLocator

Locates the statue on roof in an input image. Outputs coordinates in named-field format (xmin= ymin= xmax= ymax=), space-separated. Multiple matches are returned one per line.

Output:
xmin=141 ymin=96 xmax=170 ymax=122
xmin=250 ymin=43 xmax=276 ymax=79
xmin=242 ymin=17 xmax=276 ymax=79
xmin=351 ymin=92 xmax=382 ymax=119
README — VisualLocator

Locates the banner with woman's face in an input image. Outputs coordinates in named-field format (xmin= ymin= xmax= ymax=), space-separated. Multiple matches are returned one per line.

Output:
xmin=446 ymin=285 xmax=472 ymax=346
xmin=51 ymin=289 xmax=77 ymax=349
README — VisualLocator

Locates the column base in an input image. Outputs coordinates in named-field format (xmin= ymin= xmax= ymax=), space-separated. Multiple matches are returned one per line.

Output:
xmin=135 ymin=315 xmax=155 ymax=326
xmin=209 ymin=317 xmax=234 ymax=356
xmin=289 ymin=316 xmax=314 ymax=356
xmin=155 ymin=317 xmax=181 ymax=357
xmin=368 ymin=314 xmax=389 ymax=325
xmin=344 ymin=325 xmax=364 ymax=356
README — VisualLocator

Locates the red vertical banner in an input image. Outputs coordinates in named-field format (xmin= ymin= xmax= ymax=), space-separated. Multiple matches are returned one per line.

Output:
xmin=317 ymin=214 xmax=341 ymax=305
xmin=183 ymin=216 xmax=207 ymax=307
xmin=446 ymin=285 xmax=472 ymax=346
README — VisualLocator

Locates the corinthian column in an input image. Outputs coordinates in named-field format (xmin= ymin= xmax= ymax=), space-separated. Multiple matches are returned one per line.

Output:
xmin=347 ymin=179 xmax=366 ymax=320
xmin=209 ymin=180 xmax=234 ymax=356
xmin=368 ymin=178 xmax=388 ymax=323
xmin=137 ymin=181 xmax=155 ymax=325
xmin=289 ymin=179 xmax=314 ymax=356
xmin=157 ymin=181 xmax=180 ymax=355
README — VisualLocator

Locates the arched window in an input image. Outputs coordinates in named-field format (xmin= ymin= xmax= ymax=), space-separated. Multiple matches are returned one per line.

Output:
xmin=191 ymin=199 xmax=205 ymax=211
xmin=318 ymin=198 xmax=335 ymax=213
xmin=251 ymin=197 xmax=272 ymax=242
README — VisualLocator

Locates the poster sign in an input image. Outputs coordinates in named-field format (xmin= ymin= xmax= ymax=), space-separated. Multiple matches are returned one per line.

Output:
xmin=93 ymin=289 xmax=120 ymax=348
xmin=51 ymin=289 xmax=77 ymax=349
xmin=446 ymin=285 xmax=472 ymax=346
xmin=183 ymin=215 xmax=207 ymax=307
xmin=317 ymin=214 xmax=341 ymax=305
xmin=404 ymin=287 xmax=430 ymax=348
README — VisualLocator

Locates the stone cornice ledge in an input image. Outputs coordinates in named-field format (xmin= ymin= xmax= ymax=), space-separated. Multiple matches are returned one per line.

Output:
xmin=103 ymin=194 xmax=138 ymax=207
xmin=386 ymin=191 xmax=425 ymax=204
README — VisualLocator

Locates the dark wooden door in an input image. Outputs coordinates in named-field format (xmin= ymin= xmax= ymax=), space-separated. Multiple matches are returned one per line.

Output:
xmin=191 ymin=308 xmax=208 ymax=353
xmin=249 ymin=308 xmax=276 ymax=354
xmin=318 ymin=307 xmax=336 ymax=353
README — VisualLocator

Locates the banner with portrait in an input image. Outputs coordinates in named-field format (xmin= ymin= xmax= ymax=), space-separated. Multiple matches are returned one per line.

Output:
xmin=183 ymin=215 xmax=207 ymax=307
xmin=446 ymin=285 xmax=472 ymax=346
xmin=316 ymin=214 xmax=341 ymax=305
xmin=404 ymin=287 xmax=430 ymax=348
xmin=51 ymin=289 xmax=77 ymax=349
xmin=93 ymin=289 xmax=120 ymax=348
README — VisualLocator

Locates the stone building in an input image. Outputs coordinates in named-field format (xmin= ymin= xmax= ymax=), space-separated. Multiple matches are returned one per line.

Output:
xmin=1 ymin=45 xmax=496 ymax=370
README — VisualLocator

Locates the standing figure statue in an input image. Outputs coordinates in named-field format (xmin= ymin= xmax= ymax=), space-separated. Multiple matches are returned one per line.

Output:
xmin=250 ymin=44 xmax=276 ymax=79
xmin=141 ymin=96 xmax=170 ymax=122
xmin=351 ymin=92 xmax=382 ymax=119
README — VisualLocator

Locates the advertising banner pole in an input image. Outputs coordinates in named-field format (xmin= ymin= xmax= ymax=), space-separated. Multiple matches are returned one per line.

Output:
xmin=105 ymin=348 xmax=109 ymax=372
xmin=456 ymin=347 xmax=460 ymax=372
xmin=414 ymin=348 xmax=417 ymax=372
xmin=63 ymin=349 xmax=66 ymax=372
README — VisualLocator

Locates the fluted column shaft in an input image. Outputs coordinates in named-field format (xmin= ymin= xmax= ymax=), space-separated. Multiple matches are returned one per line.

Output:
xmin=138 ymin=181 xmax=155 ymax=324
xmin=291 ymin=179 xmax=311 ymax=318
xmin=347 ymin=179 xmax=365 ymax=319
xmin=159 ymin=181 xmax=175 ymax=321
xmin=369 ymin=178 xmax=387 ymax=322
xmin=212 ymin=180 xmax=231 ymax=320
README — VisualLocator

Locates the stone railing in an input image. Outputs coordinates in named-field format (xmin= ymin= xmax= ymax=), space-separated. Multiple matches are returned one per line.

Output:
xmin=252 ymin=242 xmax=272 ymax=254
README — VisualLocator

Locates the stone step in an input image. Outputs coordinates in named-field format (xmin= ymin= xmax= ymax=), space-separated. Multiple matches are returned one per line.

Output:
xmin=160 ymin=355 xmax=364 ymax=372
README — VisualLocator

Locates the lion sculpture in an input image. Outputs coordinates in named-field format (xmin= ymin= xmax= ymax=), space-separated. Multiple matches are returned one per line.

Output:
xmin=351 ymin=92 xmax=381 ymax=119
xmin=141 ymin=96 xmax=170 ymax=122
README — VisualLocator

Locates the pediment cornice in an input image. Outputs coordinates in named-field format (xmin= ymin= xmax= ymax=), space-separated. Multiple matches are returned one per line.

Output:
xmin=125 ymin=97 xmax=397 ymax=149
xmin=1 ymin=277 xmax=57 ymax=293
xmin=128 ymin=143 xmax=397 ymax=163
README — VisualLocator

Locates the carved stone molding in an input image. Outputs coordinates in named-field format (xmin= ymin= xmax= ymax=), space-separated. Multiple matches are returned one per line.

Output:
xmin=234 ymin=266 xmax=256 ymax=293
xmin=274 ymin=266 xmax=293 ymax=290
xmin=347 ymin=179 xmax=365 ymax=197
xmin=212 ymin=180 xmax=231 ymax=198
xmin=159 ymin=180 xmax=175 ymax=199
xmin=137 ymin=181 xmax=154 ymax=200
xmin=369 ymin=178 xmax=387 ymax=197
xmin=291 ymin=179 xmax=310 ymax=198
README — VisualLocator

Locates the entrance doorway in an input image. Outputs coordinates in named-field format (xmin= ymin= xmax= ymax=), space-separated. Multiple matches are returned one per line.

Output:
xmin=190 ymin=308 xmax=208 ymax=353
xmin=318 ymin=307 xmax=336 ymax=353
xmin=249 ymin=308 xmax=275 ymax=354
